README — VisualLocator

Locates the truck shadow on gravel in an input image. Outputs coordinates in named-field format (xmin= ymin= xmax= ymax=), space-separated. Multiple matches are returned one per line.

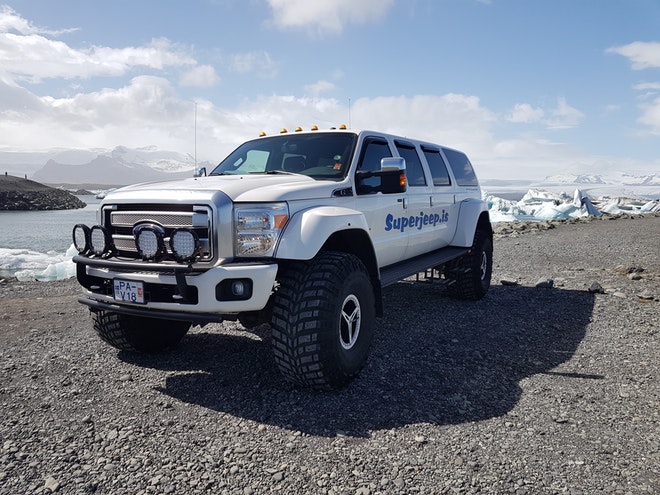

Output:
xmin=120 ymin=282 xmax=596 ymax=438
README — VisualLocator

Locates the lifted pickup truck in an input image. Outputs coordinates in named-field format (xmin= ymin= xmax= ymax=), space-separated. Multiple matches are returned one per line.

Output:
xmin=73 ymin=127 xmax=492 ymax=389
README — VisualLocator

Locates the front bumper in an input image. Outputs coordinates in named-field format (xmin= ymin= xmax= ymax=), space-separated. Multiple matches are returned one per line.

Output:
xmin=74 ymin=256 xmax=279 ymax=323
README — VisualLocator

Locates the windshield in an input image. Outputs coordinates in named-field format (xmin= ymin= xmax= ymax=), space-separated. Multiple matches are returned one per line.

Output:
xmin=210 ymin=132 xmax=358 ymax=180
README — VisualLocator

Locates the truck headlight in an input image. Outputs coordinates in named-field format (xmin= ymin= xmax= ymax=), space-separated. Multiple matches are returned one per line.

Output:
xmin=234 ymin=203 xmax=289 ymax=257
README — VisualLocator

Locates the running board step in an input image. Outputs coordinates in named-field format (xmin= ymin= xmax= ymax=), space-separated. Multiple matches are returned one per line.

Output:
xmin=379 ymin=246 xmax=468 ymax=288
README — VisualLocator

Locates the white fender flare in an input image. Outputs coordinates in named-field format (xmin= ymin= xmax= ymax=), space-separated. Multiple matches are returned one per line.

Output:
xmin=276 ymin=206 xmax=371 ymax=260
xmin=450 ymin=199 xmax=490 ymax=247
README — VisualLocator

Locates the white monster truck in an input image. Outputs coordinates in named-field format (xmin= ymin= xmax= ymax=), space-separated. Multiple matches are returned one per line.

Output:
xmin=72 ymin=127 xmax=492 ymax=389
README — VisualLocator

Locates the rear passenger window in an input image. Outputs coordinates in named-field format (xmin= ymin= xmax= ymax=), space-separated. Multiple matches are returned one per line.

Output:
xmin=442 ymin=148 xmax=479 ymax=187
xmin=421 ymin=147 xmax=451 ymax=186
xmin=395 ymin=142 xmax=427 ymax=187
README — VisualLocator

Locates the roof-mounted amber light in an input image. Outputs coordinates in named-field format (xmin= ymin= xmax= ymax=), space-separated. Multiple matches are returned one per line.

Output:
xmin=279 ymin=128 xmax=288 ymax=134
xmin=259 ymin=131 xmax=266 ymax=137
xmin=311 ymin=125 xmax=318 ymax=131
xmin=339 ymin=124 xmax=347 ymax=129
xmin=295 ymin=126 xmax=303 ymax=132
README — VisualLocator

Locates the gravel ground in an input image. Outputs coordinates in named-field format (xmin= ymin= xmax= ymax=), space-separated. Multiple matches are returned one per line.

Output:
xmin=1 ymin=215 xmax=658 ymax=495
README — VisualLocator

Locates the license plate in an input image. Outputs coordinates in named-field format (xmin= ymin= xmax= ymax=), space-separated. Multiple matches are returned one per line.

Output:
xmin=113 ymin=279 xmax=145 ymax=304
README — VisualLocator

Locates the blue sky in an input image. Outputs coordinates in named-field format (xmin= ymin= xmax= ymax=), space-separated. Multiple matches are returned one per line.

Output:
xmin=1 ymin=0 xmax=659 ymax=180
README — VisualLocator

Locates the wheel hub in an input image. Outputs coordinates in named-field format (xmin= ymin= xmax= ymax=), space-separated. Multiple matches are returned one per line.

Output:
xmin=480 ymin=251 xmax=488 ymax=280
xmin=339 ymin=294 xmax=361 ymax=350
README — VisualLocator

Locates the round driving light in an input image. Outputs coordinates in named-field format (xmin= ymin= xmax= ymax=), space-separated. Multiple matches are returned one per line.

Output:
xmin=134 ymin=225 xmax=166 ymax=261
xmin=89 ymin=225 xmax=113 ymax=256
xmin=170 ymin=228 xmax=200 ymax=263
xmin=72 ymin=224 xmax=91 ymax=254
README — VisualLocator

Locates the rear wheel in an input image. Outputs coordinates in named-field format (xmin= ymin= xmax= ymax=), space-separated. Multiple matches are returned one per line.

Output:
xmin=445 ymin=229 xmax=492 ymax=300
xmin=271 ymin=252 xmax=376 ymax=389
xmin=92 ymin=310 xmax=190 ymax=352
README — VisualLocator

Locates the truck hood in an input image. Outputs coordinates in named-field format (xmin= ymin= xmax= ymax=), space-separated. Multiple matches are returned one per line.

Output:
xmin=104 ymin=174 xmax=347 ymax=203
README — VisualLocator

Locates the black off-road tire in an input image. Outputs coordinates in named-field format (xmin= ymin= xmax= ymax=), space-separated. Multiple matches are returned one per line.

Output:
xmin=445 ymin=229 xmax=493 ymax=300
xmin=92 ymin=310 xmax=190 ymax=353
xmin=271 ymin=252 xmax=376 ymax=390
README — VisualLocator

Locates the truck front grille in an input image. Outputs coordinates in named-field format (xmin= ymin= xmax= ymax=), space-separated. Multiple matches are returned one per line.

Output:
xmin=103 ymin=204 xmax=214 ymax=262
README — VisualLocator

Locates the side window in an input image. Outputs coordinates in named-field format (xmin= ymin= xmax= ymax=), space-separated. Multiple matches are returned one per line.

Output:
xmin=442 ymin=148 xmax=479 ymax=187
xmin=395 ymin=142 xmax=427 ymax=187
xmin=422 ymin=147 xmax=451 ymax=186
xmin=356 ymin=138 xmax=392 ymax=194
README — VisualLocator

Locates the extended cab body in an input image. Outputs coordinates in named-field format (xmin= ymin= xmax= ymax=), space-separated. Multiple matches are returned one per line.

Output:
xmin=73 ymin=127 xmax=492 ymax=389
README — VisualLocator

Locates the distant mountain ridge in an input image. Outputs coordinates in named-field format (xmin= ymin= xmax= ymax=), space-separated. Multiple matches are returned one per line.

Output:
xmin=542 ymin=172 xmax=660 ymax=186
xmin=34 ymin=156 xmax=193 ymax=186
xmin=21 ymin=146 xmax=213 ymax=186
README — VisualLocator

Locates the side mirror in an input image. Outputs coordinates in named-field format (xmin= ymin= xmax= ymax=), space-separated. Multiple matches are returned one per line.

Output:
xmin=194 ymin=166 xmax=207 ymax=177
xmin=355 ymin=157 xmax=407 ymax=195
xmin=379 ymin=157 xmax=407 ymax=194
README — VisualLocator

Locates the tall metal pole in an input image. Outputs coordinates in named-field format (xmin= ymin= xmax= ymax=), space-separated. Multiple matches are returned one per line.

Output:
xmin=348 ymin=98 xmax=351 ymax=129
xmin=194 ymin=102 xmax=198 ymax=171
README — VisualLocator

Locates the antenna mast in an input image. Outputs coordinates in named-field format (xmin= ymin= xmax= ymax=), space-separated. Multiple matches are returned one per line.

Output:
xmin=194 ymin=102 xmax=198 ymax=171
xmin=348 ymin=98 xmax=351 ymax=129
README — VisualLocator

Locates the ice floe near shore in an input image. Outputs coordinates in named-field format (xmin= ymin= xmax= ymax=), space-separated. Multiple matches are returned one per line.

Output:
xmin=484 ymin=188 xmax=660 ymax=223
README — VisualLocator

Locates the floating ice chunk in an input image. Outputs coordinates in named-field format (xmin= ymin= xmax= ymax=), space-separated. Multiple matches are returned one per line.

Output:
xmin=484 ymin=188 xmax=606 ymax=223
xmin=641 ymin=200 xmax=660 ymax=213
xmin=9 ymin=244 xmax=77 ymax=282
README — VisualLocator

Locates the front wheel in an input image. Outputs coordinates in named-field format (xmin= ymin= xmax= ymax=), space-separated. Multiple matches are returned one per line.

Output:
xmin=92 ymin=311 xmax=190 ymax=352
xmin=271 ymin=252 xmax=376 ymax=389
xmin=445 ymin=229 xmax=492 ymax=300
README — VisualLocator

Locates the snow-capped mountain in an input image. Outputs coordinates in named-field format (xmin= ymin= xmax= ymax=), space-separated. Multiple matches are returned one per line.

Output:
xmin=108 ymin=146 xmax=198 ymax=174
xmin=543 ymin=172 xmax=660 ymax=187
xmin=23 ymin=146 xmax=213 ymax=186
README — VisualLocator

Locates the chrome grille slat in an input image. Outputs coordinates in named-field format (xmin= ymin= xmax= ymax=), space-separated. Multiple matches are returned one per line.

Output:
xmin=114 ymin=236 xmax=137 ymax=252
xmin=106 ymin=205 xmax=213 ymax=262
xmin=111 ymin=212 xmax=194 ymax=228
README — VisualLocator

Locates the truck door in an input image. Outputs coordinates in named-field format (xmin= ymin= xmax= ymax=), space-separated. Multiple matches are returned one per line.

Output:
xmin=393 ymin=141 xmax=434 ymax=258
xmin=422 ymin=145 xmax=459 ymax=247
xmin=354 ymin=136 xmax=408 ymax=267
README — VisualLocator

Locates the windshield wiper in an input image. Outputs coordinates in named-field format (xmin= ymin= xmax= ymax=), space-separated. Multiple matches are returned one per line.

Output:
xmin=262 ymin=170 xmax=299 ymax=175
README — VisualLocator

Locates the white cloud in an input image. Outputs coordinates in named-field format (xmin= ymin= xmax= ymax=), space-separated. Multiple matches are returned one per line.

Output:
xmin=304 ymin=80 xmax=335 ymax=96
xmin=637 ymin=96 xmax=660 ymax=135
xmin=506 ymin=103 xmax=544 ymax=123
xmin=349 ymin=93 xmax=495 ymax=147
xmin=0 ymin=76 xmax=194 ymax=150
xmin=180 ymin=65 xmax=221 ymax=88
xmin=634 ymin=82 xmax=660 ymax=91
xmin=607 ymin=41 xmax=660 ymax=69
xmin=0 ymin=8 xmax=195 ymax=83
xmin=266 ymin=0 xmax=394 ymax=35
xmin=546 ymin=97 xmax=585 ymax=129
xmin=633 ymin=81 xmax=660 ymax=100
xmin=229 ymin=51 xmax=277 ymax=77
xmin=0 ymin=5 xmax=76 ymax=36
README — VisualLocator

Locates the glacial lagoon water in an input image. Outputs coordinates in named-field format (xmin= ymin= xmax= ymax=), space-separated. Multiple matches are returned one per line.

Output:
xmin=0 ymin=196 xmax=98 ymax=280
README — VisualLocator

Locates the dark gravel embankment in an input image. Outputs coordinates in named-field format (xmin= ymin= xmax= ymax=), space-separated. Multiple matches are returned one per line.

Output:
xmin=1 ymin=215 xmax=658 ymax=494
xmin=0 ymin=175 xmax=85 ymax=210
